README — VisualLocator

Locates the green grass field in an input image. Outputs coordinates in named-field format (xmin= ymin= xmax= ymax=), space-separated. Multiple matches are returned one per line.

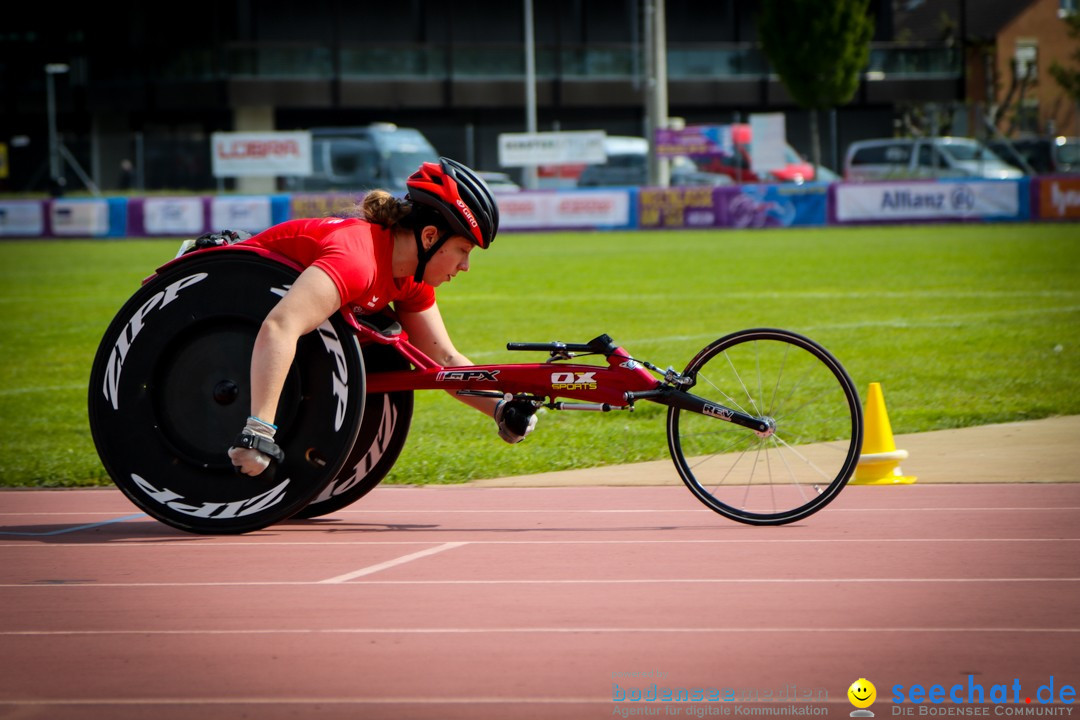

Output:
xmin=1 ymin=222 xmax=1078 ymax=487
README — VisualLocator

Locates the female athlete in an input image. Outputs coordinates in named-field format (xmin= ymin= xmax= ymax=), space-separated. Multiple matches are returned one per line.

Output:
xmin=227 ymin=157 xmax=538 ymax=476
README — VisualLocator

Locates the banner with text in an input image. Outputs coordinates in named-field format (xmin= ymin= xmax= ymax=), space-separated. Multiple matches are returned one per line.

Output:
xmin=211 ymin=131 xmax=313 ymax=178
xmin=497 ymin=190 xmax=633 ymax=230
xmin=638 ymin=184 xmax=828 ymax=229
xmin=210 ymin=195 xmax=290 ymax=234
xmin=833 ymin=179 xmax=1028 ymax=223
xmin=0 ymin=200 xmax=45 ymax=236
xmin=1034 ymin=176 xmax=1080 ymax=220
xmin=498 ymin=131 xmax=607 ymax=168
xmin=136 ymin=197 xmax=207 ymax=236
xmin=653 ymin=126 xmax=734 ymax=158
xmin=50 ymin=198 xmax=127 ymax=237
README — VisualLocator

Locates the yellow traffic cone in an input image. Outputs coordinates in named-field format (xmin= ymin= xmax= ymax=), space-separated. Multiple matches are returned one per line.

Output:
xmin=851 ymin=382 xmax=917 ymax=485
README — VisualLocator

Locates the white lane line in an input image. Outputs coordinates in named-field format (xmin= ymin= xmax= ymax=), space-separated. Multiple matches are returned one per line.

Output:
xmin=326 ymin=507 xmax=1080 ymax=513
xmin=8 ymin=506 xmax=1076 ymax=518
xmin=2 ymin=626 xmax=1077 ymax=637
xmin=2 ymin=537 xmax=1078 ymax=549
xmin=13 ymin=697 xmax=1074 ymax=708
xmin=1 ymin=577 xmax=1077 ymax=589
xmin=0 ymin=383 xmax=85 ymax=397
xmin=318 ymin=541 xmax=468 ymax=584
xmin=6 ymin=697 xmax=1072 ymax=709
xmin=0 ymin=697 xmax=607 ymax=707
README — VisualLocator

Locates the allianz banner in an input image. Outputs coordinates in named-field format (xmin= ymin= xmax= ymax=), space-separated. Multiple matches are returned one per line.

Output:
xmin=832 ymin=179 xmax=1030 ymax=224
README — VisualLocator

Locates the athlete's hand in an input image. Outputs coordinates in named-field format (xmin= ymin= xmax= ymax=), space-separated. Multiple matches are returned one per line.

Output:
xmin=494 ymin=398 xmax=538 ymax=444
xmin=227 ymin=417 xmax=285 ymax=476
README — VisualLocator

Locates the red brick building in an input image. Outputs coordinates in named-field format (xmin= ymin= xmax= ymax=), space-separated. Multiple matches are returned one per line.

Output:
xmin=970 ymin=0 xmax=1079 ymax=137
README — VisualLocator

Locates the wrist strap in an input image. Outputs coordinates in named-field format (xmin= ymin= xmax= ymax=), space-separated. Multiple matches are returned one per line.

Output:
xmin=233 ymin=431 xmax=285 ymax=462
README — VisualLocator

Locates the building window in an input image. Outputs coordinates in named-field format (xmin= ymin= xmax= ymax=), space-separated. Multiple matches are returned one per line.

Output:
xmin=1017 ymin=100 xmax=1040 ymax=134
xmin=1014 ymin=40 xmax=1038 ymax=82
xmin=1061 ymin=0 xmax=1078 ymax=17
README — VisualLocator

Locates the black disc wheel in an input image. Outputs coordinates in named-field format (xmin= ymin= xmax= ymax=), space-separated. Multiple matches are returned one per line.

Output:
xmin=666 ymin=328 xmax=862 ymax=526
xmin=295 ymin=333 xmax=413 ymax=519
xmin=88 ymin=249 xmax=365 ymax=534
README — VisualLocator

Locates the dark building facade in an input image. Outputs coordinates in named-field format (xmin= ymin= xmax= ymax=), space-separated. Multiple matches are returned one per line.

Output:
xmin=1 ymin=0 xmax=967 ymax=192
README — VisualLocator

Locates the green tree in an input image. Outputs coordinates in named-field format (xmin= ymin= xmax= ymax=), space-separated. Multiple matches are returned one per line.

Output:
xmin=1049 ymin=12 xmax=1080 ymax=110
xmin=758 ymin=0 xmax=875 ymax=172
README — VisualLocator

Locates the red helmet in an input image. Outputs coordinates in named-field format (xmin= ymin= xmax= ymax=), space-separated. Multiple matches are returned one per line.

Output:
xmin=406 ymin=157 xmax=499 ymax=248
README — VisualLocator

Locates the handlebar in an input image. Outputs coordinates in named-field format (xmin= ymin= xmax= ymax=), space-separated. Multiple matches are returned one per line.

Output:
xmin=507 ymin=334 xmax=618 ymax=356
xmin=506 ymin=341 xmax=593 ymax=353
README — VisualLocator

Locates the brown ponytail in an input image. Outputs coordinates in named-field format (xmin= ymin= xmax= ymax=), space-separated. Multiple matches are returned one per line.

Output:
xmin=358 ymin=190 xmax=412 ymax=227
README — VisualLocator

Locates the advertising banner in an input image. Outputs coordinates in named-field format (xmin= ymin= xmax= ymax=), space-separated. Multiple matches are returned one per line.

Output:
xmin=50 ymin=199 xmax=111 ymax=236
xmin=211 ymin=131 xmax=313 ymax=178
xmin=210 ymin=196 xmax=290 ymax=234
xmin=498 ymin=131 xmax=607 ymax=168
xmin=638 ymin=184 xmax=828 ymax=230
xmin=290 ymin=193 xmax=364 ymax=220
xmin=497 ymin=190 xmax=633 ymax=230
xmin=653 ymin=126 xmax=734 ymax=158
xmin=0 ymin=200 xmax=45 ymax=236
xmin=639 ymin=187 xmax=723 ymax=228
xmin=1035 ymin=176 xmax=1080 ymax=220
xmin=139 ymin=197 xmax=207 ymax=236
xmin=833 ymin=180 xmax=1027 ymax=223
xmin=730 ymin=183 xmax=827 ymax=228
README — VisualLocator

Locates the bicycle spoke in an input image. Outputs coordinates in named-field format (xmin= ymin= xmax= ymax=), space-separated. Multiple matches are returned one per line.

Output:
xmin=695 ymin=369 xmax=752 ymax=417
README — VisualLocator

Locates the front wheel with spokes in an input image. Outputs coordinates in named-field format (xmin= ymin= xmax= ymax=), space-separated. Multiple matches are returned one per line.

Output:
xmin=666 ymin=329 xmax=862 ymax=526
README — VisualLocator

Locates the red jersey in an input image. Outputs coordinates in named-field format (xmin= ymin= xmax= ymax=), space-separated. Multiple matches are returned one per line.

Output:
xmin=245 ymin=217 xmax=435 ymax=315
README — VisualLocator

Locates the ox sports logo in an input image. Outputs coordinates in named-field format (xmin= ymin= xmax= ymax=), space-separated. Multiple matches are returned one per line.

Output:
xmin=551 ymin=371 xmax=597 ymax=391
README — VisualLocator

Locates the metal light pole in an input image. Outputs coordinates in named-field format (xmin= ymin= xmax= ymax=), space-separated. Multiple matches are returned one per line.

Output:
xmin=523 ymin=0 xmax=539 ymax=189
xmin=644 ymin=0 xmax=670 ymax=187
xmin=45 ymin=63 xmax=70 ymax=191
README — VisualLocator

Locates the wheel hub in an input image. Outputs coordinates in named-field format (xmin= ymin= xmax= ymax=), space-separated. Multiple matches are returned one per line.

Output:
xmin=755 ymin=416 xmax=777 ymax=438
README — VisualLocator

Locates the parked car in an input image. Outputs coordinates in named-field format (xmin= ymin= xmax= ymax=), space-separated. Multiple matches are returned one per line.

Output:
xmin=576 ymin=136 xmax=733 ymax=188
xmin=844 ymin=137 xmax=1023 ymax=181
xmin=694 ymin=123 xmax=816 ymax=183
xmin=986 ymin=136 xmax=1080 ymax=175
xmin=812 ymin=164 xmax=841 ymax=182
xmin=477 ymin=171 xmax=521 ymax=192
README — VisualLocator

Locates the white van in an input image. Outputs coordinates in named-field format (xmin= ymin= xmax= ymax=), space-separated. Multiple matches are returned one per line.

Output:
xmin=844 ymin=137 xmax=1023 ymax=181
xmin=285 ymin=123 xmax=439 ymax=192
xmin=576 ymin=136 xmax=732 ymax=187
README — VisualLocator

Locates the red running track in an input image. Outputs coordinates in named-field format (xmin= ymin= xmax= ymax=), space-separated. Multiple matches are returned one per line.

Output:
xmin=0 ymin=483 xmax=1078 ymax=720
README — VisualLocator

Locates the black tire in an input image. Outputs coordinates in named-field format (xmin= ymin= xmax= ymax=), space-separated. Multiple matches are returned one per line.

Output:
xmin=666 ymin=328 xmax=862 ymax=526
xmin=87 ymin=249 xmax=365 ymax=534
xmin=295 ymin=336 xmax=413 ymax=519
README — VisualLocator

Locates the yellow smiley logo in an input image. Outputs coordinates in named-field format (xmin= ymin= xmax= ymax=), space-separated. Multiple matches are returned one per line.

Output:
xmin=848 ymin=679 xmax=877 ymax=709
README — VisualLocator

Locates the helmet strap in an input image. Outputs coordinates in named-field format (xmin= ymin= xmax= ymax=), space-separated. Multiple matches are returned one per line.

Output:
xmin=413 ymin=227 xmax=454 ymax=283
